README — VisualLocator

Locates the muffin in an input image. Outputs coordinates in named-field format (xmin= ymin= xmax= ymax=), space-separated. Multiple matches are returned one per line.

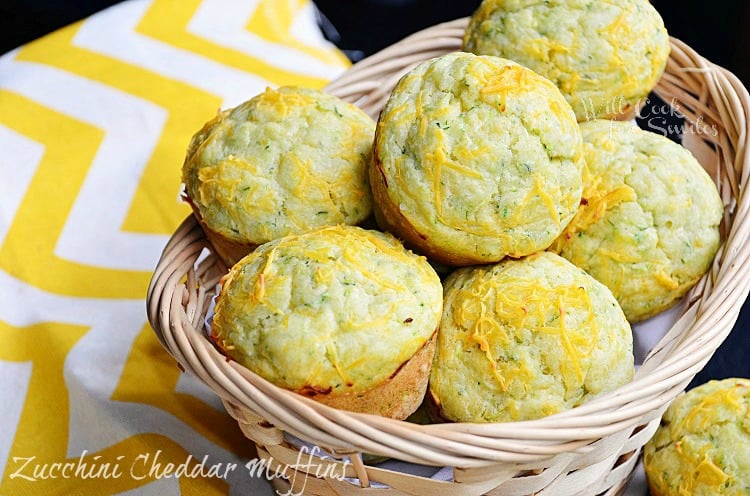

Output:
xmin=550 ymin=120 xmax=723 ymax=323
xmin=210 ymin=225 xmax=443 ymax=419
xmin=182 ymin=86 xmax=375 ymax=266
xmin=371 ymin=52 xmax=584 ymax=266
xmin=463 ymin=0 xmax=670 ymax=121
xmin=429 ymin=251 xmax=633 ymax=423
xmin=643 ymin=378 xmax=750 ymax=496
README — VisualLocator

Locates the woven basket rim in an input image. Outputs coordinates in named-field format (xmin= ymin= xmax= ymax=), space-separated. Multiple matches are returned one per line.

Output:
xmin=147 ymin=17 xmax=750 ymax=469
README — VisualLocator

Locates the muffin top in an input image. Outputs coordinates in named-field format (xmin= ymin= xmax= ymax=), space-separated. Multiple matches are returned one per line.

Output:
xmin=429 ymin=251 xmax=633 ymax=423
xmin=182 ymin=86 xmax=374 ymax=246
xmin=551 ymin=120 xmax=723 ymax=322
xmin=372 ymin=52 xmax=583 ymax=265
xmin=211 ymin=225 xmax=443 ymax=396
xmin=644 ymin=378 xmax=750 ymax=496
xmin=463 ymin=0 xmax=670 ymax=120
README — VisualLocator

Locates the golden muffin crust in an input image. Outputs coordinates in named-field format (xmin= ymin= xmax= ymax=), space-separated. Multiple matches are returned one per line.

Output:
xmin=644 ymin=378 xmax=750 ymax=496
xmin=429 ymin=251 xmax=633 ymax=423
xmin=211 ymin=225 xmax=443 ymax=419
xmin=463 ymin=0 xmax=670 ymax=121
xmin=550 ymin=120 xmax=723 ymax=323
xmin=182 ymin=86 xmax=374 ymax=259
xmin=371 ymin=52 xmax=583 ymax=266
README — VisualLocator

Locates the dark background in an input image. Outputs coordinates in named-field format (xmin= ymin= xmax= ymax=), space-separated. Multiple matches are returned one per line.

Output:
xmin=2 ymin=0 xmax=748 ymax=86
xmin=1 ymin=0 xmax=748 ymax=386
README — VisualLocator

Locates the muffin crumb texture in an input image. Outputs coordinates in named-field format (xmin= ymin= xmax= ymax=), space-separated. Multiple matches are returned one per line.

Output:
xmin=211 ymin=225 xmax=443 ymax=413
xmin=182 ymin=86 xmax=375 ymax=246
xmin=372 ymin=52 xmax=583 ymax=265
xmin=430 ymin=251 xmax=633 ymax=423
xmin=551 ymin=120 xmax=723 ymax=322
xmin=463 ymin=0 xmax=670 ymax=120
xmin=644 ymin=378 xmax=750 ymax=496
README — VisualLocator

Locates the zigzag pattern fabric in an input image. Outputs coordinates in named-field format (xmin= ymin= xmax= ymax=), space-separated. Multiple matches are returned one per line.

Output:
xmin=0 ymin=1 xmax=348 ymax=493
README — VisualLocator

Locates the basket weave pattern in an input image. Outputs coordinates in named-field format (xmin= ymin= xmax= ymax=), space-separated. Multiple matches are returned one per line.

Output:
xmin=146 ymin=18 xmax=750 ymax=496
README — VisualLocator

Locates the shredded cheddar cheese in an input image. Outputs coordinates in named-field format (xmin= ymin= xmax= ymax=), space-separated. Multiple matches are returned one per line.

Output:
xmin=431 ymin=252 xmax=633 ymax=423
xmin=211 ymin=225 xmax=443 ymax=395
xmin=182 ymin=86 xmax=374 ymax=246
xmin=552 ymin=120 xmax=723 ymax=323
xmin=374 ymin=52 xmax=583 ymax=263
xmin=644 ymin=379 xmax=750 ymax=496
xmin=463 ymin=0 xmax=670 ymax=120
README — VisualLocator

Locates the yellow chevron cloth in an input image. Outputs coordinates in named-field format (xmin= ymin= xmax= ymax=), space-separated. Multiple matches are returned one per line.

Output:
xmin=0 ymin=1 xmax=348 ymax=494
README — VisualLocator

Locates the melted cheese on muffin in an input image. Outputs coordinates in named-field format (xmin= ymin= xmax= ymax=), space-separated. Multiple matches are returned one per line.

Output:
xmin=372 ymin=52 xmax=583 ymax=265
xmin=464 ymin=0 xmax=670 ymax=120
xmin=183 ymin=86 xmax=374 ymax=246
xmin=551 ymin=120 xmax=723 ymax=322
xmin=211 ymin=225 xmax=443 ymax=400
xmin=430 ymin=251 xmax=633 ymax=422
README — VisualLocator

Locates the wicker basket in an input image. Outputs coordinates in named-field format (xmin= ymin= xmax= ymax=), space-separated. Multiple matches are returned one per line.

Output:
xmin=146 ymin=18 xmax=750 ymax=496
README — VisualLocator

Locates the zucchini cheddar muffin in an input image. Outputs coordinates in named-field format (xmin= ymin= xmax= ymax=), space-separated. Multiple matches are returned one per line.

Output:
xmin=211 ymin=225 xmax=443 ymax=419
xmin=371 ymin=52 xmax=583 ymax=266
xmin=463 ymin=0 xmax=670 ymax=121
xmin=182 ymin=86 xmax=375 ymax=265
xmin=644 ymin=378 xmax=750 ymax=496
xmin=429 ymin=251 xmax=633 ymax=423
xmin=551 ymin=120 xmax=723 ymax=323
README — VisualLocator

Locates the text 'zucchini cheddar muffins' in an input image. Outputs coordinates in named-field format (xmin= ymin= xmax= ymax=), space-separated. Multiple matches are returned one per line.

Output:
xmin=371 ymin=52 xmax=584 ymax=266
xmin=429 ymin=251 xmax=633 ymax=423
xmin=643 ymin=378 xmax=750 ymax=496
xmin=551 ymin=120 xmax=723 ymax=323
xmin=182 ymin=86 xmax=375 ymax=266
xmin=463 ymin=0 xmax=670 ymax=121
xmin=211 ymin=225 xmax=443 ymax=420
